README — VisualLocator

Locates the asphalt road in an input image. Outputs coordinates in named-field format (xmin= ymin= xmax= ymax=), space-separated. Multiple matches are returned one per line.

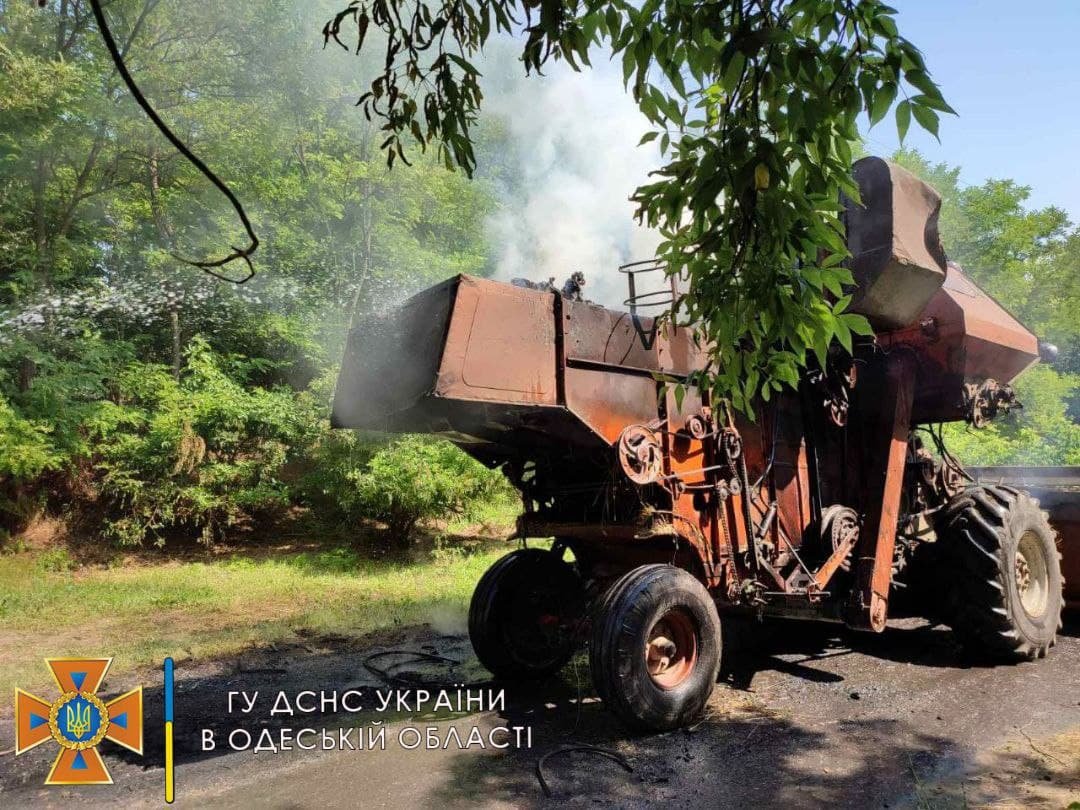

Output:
xmin=2 ymin=616 xmax=1078 ymax=808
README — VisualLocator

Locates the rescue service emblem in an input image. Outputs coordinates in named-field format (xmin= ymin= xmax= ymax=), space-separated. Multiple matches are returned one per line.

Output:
xmin=15 ymin=657 xmax=143 ymax=785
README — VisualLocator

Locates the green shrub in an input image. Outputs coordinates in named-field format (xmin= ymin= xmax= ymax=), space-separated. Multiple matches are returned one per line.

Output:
xmin=295 ymin=429 xmax=379 ymax=513
xmin=0 ymin=397 xmax=62 ymax=480
xmin=0 ymin=332 xmax=518 ymax=550
xmin=0 ymin=335 xmax=117 ymax=533
xmin=0 ymin=333 xmax=138 ymax=465
xmin=341 ymin=435 xmax=511 ymax=547
xmin=93 ymin=338 xmax=318 ymax=545
xmin=36 ymin=547 xmax=75 ymax=573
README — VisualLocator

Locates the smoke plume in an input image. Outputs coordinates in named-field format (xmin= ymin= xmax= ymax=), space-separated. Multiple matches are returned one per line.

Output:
xmin=482 ymin=53 xmax=669 ymax=309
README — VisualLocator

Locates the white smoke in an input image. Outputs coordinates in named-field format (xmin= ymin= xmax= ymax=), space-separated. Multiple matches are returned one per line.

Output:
xmin=482 ymin=54 xmax=670 ymax=309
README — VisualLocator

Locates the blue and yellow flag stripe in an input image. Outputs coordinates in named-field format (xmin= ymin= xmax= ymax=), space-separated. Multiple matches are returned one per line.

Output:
xmin=164 ymin=657 xmax=175 ymax=804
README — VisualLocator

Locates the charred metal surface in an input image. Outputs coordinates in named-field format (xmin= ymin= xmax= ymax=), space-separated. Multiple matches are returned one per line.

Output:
xmin=331 ymin=276 xmax=458 ymax=430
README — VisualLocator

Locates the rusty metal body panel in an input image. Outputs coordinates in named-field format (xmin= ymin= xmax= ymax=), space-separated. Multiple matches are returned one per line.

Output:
xmin=333 ymin=275 xmax=708 ymax=456
xmin=440 ymin=277 xmax=558 ymax=405
xmin=844 ymin=353 xmax=917 ymax=630
xmin=333 ymin=276 xmax=602 ymax=455
xmin=969 ymin=467 xmax=1080 ymax=609
xmin=844 ymin=157 xmax=949 ymax=331
xmin=878 ymin=262 xmax=1039 ymax=422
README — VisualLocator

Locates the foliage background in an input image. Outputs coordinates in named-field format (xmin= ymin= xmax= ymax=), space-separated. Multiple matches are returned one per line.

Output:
xmin=0 ymin=0 xmax=515 ymax=549
xmin=0 ymin=0 xmax=1076 ymax=553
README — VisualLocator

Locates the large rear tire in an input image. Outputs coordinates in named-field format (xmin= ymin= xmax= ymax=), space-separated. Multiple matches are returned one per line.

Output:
xmin=469 ymin=548 xmax=585 ymax=680
xmin=590 ymin=565 xmax=721 ymax=732
xmin=940 ymin=485 xmax=1063 ymax=660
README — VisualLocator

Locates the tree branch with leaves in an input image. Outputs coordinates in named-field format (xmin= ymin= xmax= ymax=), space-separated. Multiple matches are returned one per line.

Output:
xmin=325 ymin=0 xmax=951 ymax=409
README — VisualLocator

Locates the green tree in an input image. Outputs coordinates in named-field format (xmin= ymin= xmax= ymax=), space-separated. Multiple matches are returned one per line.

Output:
xmin=0 ymin=0 xmax=511 ymax=544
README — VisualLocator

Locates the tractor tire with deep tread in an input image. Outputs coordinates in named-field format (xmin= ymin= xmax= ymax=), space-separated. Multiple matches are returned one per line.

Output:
xmin=940 ymin=484 xmax=1063 ymax=660
xmin=590 ymin=564 xmax=722 ymax=732
xmin=469 ymin=548 xmax=585 ymax=680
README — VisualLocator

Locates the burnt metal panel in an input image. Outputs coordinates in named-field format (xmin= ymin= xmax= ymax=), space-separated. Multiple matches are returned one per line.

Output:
xmin=564 ymin=366 xmax=658 ymax=445
xmin=563 ymin=302 xmax=660 ymax=372
xmin=879 ymin=263 xmax=1040 ymax=423
xmin=332 ymin=276 xmax=458 ymax=429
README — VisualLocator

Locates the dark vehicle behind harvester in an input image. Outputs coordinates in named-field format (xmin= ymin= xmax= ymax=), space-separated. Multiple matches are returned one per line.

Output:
xmin=333 ymin=157 xmax=1067 ymax=732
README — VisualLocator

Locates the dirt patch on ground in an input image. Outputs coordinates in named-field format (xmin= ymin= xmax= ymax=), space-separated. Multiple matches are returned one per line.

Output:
xmin=917 ymin=728 xmax=1080 ymax=808
xmin=6 ymin=514 xmax=68 ymax=551
xmin=6 ymin=508 xmax=512 ymax=571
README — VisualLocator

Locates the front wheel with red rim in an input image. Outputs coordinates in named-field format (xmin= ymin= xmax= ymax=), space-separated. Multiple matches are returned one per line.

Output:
xmin=590 ymin=565 xmax=722 ymax=732
xmin=469 ymin=548 xmax=586 ymax=680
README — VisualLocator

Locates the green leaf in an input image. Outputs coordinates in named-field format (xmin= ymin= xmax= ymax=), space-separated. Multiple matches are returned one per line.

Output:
xmin=868 ymin=82 xmax=897 ymax=127
xmin=721 ymin=52 xmax=745 ymax=93
xmin=871 ymin=14 xmax=899 ymax=39
xmin=774 ymin=360 xmax=800 ymax=387
xmin=903 ymin=69 xmax=942 ymax=99
xmin=834 ymin=318 xmax=852 ymax=353
xmin=912 ymin=103 xmax=940 ymax=141
xmin=446 ymin=54 xmax=480 ymax=76
xmin=911 ymin=93 xmax=956 ymax=115
xmin=822 ymin=271 xmax=845 ymax=297
xmin=895 ymin=99 xmax=912 ymax=143
xmin=812 ymin=335 xmax=830 ymax=369
xmin=745 ymin=368 xmax=759 ymax=399
xmin=842 ymin=313 xmax=874 ymax=337
xmin=622 ymin=46 xmax=636 ymax=86
xmin=605 ymin=6 xmax=620 ymax=38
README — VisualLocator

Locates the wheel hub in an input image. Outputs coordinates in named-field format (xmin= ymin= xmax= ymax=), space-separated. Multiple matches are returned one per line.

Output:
xmin=1015 ymin=531 xmax=1050 ymax=618
xmin=644 ymin=609 xmax=697 ymax=690
xmin=1014 ymin=556 xmax=1031 ymax=594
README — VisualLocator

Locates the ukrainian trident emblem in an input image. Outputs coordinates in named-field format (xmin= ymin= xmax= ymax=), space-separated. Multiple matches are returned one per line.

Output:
xmin=15 ymin=658 xmax=143 ymax=785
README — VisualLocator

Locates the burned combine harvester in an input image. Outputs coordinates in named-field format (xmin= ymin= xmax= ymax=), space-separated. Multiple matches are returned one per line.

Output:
xmin=333 ymin=157 xmax=1064 ymax=731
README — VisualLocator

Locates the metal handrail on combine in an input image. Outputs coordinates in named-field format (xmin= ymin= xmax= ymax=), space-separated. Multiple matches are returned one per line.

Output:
xmin=619 ymin=259 xmax=677 ymax=314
